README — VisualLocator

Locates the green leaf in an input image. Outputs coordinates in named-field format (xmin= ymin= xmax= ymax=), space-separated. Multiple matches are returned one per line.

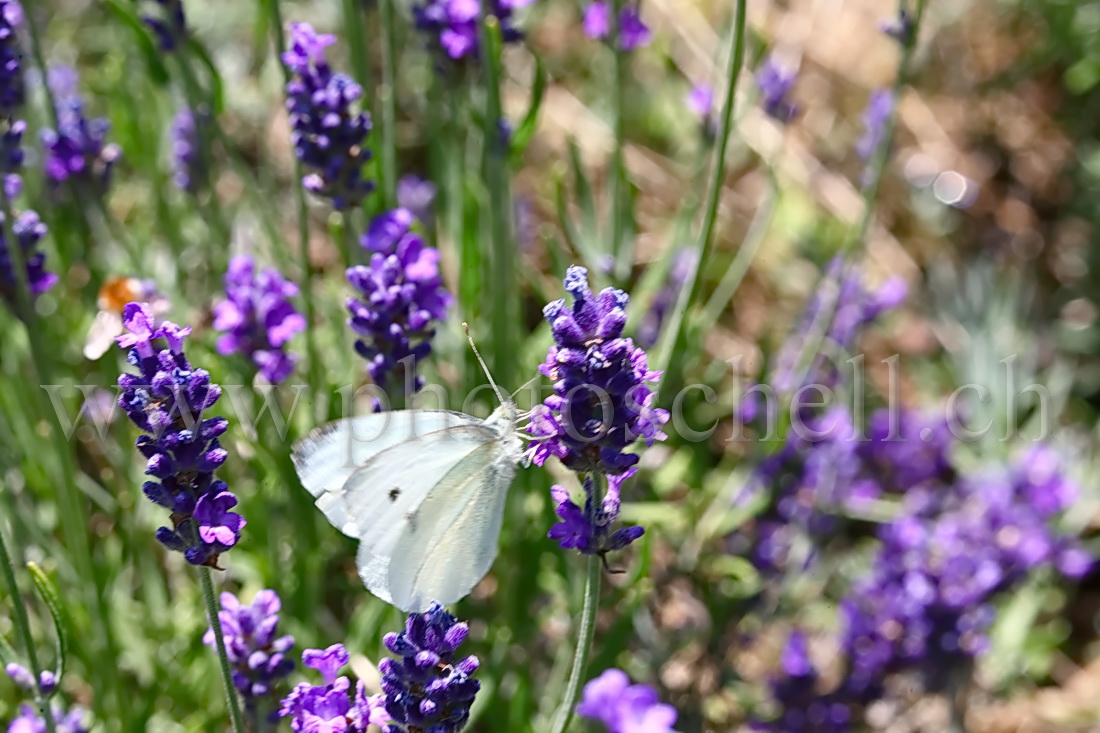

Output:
xmin=186 ymin=39 xmax=226 ymax=116
xmin=0 ymin=631 xmax=16 ymax=666
xmin=509 ymin=53 xmax=547 ymax=159
xmin=27 ymin=562 xmax=68 ymax=692
xmin=103 ymin=0 xmax=171 ymax=86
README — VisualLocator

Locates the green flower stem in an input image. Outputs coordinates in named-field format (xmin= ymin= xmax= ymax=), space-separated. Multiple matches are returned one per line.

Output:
xmin=548 ymin=552 xmax=602 ymax=733
xmin=0 ymin=526 xmax=56 ymax=733
xmin=785 ymin=0 xmax=926 ymax=392
xmin=378 ymin=0 xmax=399 ymax=208
xmin=608 ymin=0 xmax=627 ymax=281
xmin=22 ymin=6 xmax=59 ymax=130
xmin=264 ymin=0 xmax=326 ymax=423
xmin=342 ymin=211 xmax=360 ymax=266
xmin=654 ymin=0 xmax=747 ymax=400
xmin=476 ymin=14 xmax=517 ymax=390
xmin=198 ymin=566 xmax=245 ymax=733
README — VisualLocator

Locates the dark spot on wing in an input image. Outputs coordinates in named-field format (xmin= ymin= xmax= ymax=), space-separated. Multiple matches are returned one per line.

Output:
xmin=389 ymin=487 xmax=401 ymax=502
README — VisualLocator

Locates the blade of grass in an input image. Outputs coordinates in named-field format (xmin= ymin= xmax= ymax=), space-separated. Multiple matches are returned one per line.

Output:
xmin=654 ymin=0 xmax=747 ymax=403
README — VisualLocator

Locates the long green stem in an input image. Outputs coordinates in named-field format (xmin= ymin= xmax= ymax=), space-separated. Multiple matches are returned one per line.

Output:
xmin=654 ymin=0 xmax=747 ymax=400
xmin=608 ymin=0 xmax=627 ymax=282
xmin=0 ymin=526 xmax=56 ymax=733
xmin=476 ymin=15 xmax=516 ymax=390
xmin=548 ymin=553 xmax=602 ymax=733
xmin=22 ymin=6 xmax=59 ymax=131
xmin=378 ymin=0 xmax=399 ymax=208
xmin=265 ymin=0 xmax=325 ymax=422
xmin=198 ymin=566 xmax=245 ymax=733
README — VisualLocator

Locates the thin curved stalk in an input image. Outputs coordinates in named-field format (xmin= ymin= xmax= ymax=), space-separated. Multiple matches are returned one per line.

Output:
xmin=654 ymin=0 xmax=748 ymax=401
xmin=547 ymin=548 xmax=602 ymax=733
xmin=0 ymin=529 xmax=56 ymax=733
xmin=198 ymin=566 xmax=245 ymax=733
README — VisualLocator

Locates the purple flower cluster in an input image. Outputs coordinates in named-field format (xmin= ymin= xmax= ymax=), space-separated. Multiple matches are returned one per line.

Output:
xmin=396 ymin=174 xmax=437 ymax=225
xmin=637 ymin=248 xmax=696 ymax=349
xmin=756 ymin=257 xmax=906 ymax=403
xmin=0 ymin=211 xmax=55 ymax=305
xmin=213 ymin=255 xmax=306 ymax=384
xmin=5 ymin=664 xmax=57 ymax=697
xmin=841 ymin=444 xmax=1090 ymax=694
xmin=138 ymin=0 xmax=187 ymax=52
xmin=0 ymin=2 xmax=54 ymax=307
xmin=854 ymin=89 xmax=894 ymax=163
xmin=756 ymin=57 xmax=799 ymax=123
xmin=169 ymin=107 xmax=206 ymax=194
xmin=6 ymin=704 xmax=88 ymax=733
xmin=204 ymin=590 xmax=295 ymax=718
xmin=115 ymin=302 xmax=245 ymax=566
xmin=577 ymin=668 xmax=677 ymax=733
xmin=582 ymin=2 xmax=651 ymax=51
xmin=880 ymin=9 xmax=913 ymax=43
xmin=282 ymin=22 xmax=373 ymax=210
xmin=548 ymin=469 xmax=644 ymax=556
xmin=280 ymin=644 xmax=390 ymax=732
xmin=41 ymin=72 xmax=121 ymax=195
xmin=378 ymin=602 xmax=480 ymax=732
xmin=751 ymin=633 xmax=854 ymax=732
xmin=0 ymin=0 xmax=25 ymax=119
xmin=346 ymin=207 xmax=452 ymax=405
xmin=412 ymin=0 xmax=531 ymax=61
xmin=526 ymin=266 xmax=669 ymax=475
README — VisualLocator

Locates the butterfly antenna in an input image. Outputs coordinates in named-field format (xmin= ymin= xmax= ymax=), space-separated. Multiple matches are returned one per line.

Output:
xmin=462 ymin=322 xmax=509 ymax=406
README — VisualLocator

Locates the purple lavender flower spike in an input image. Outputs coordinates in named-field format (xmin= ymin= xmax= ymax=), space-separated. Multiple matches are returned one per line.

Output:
xmin=638 ymin=249 xmax=696 ymax=348
xmin=0 ymin=5 xmax=55 ymax=307
xmin=527 ymin=265 xmax=669 ymax=475
xmin=378 ymin=602 xmax=480 ymax=732
xmin=880 ymin=9 xmax=913 ymax=43
xmin=169 ymin=107 xmax=208 ymax=193
xmin=413 ymin=0 xmax=531 ymax=61
xmin=7 ymin=703 xmax=89 ymax=733
xmin=137 ymin=0 xmax=188 ymax=51
xmin=283 ymin=22 xmax=374 ymax=210
xmin=583 ymin=2 xmax=651 ymax=50
xmin=213 ymin=255 xmax=306 ymax=384
xmin=855 ymin=89 xmax=895 ymax=183
xmin=346 ymin=209 xmax=452 ymax=407
xmin=205 ymin=589 xmax=295 ymax=719
xmin=0 ymin=0 xmax=26 ymax=120
xmin=756 ymin=57 xmax=799 ymax=123
xmin=0 ymin=210 xmax=56 ymax=305
xmin=40 ymin=69 xmax=121 ymax=196
xmin=577 ymin=668 xmax=677 ymax=733
xmin=116 ymin=304 xmax=240 ymax=566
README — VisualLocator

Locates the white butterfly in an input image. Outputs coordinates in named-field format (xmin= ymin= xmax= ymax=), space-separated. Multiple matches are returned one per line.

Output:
xmin=292 ymin=331 xmax=525 ymax=613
